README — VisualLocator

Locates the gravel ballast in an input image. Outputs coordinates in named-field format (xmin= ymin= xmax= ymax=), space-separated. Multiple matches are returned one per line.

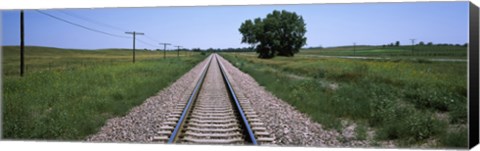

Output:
xmin=87 ymin=54 xmax=386 ymax=148
xmin=86 ymin=56 xmax=211 ymax=142
xmin=216 ymin=55 xmax=378 ymax=147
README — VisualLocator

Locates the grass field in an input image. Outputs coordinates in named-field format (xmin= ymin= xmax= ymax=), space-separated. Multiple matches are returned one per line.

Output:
xmin=221 ymin=52 xmax=468 ymax=148
xmin=2 ymin=46 xmax=206 ymax=140
xmin=2 ymin=46 xmax=197 ymax=76
xmin=300 ymin=45 xmax=467 ymax=59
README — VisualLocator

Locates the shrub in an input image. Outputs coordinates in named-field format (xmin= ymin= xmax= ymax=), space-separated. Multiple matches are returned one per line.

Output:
xmin=399 ymin=112 xmax=446 ymax=143
xmin=448 ymin=102 xmax=467 ymax=124
xmin=404 ymin=88 xmax=459 ymax=111
xmin=439 ymin=127 xmax=468 ymax=148
xmin=355 ymin=124 xmax=368 ymax=140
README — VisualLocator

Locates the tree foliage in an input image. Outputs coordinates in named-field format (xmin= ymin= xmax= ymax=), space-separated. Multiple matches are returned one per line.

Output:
xmin=239 ymin=10 xmax=307 ymax=58
xmin=418 ymin=41 xmax=425 ymax=46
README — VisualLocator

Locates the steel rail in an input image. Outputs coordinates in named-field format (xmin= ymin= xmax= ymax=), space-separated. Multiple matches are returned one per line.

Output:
xmin=215 ymin=54 xmax=258 ymax=145
xmin=166 ymin=54 xmax=258 ymax=144
xmin=167 ymin=55 xmax=213 ymax=143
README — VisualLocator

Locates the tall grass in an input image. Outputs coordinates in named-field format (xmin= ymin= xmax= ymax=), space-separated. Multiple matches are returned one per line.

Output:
xmin=301 ymin=45 xmax=467 ymax=59
xmin=2 ymin=46 xmax=206 ymax=140
xmin=221 ymin=53 xmax=467 ymax=148
xmin=2 ymin=46 xmax=199 ymax=76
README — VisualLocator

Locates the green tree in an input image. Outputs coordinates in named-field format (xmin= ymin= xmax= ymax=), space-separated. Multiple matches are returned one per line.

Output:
xmin=395 ymin=41 xmax=400 ymax=46
xmin=418 ymin=41 xmax=425 ymax=46
xmin=239 ymin=10 xmax=307 ymax=58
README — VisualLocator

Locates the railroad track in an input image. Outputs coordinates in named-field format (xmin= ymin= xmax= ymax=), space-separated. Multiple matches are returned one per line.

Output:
xmin=152 ymin=54 xmax=274 ymax=145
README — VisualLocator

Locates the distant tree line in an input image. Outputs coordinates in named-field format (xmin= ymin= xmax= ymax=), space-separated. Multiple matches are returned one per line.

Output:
xmin=136 ymin=41 xmax=467 ymax=53
xmin=382 ymin=41 xmax=467 ymax=47
xmin=306 ymin=45 xmax=324 ymax=49
xmin=190 ymin=47 xmax=254 ymax=52
xmin=132 ymin=47 xmax=254 ymax=52
xmin=382 ymin=41 xmax=401 ymax=47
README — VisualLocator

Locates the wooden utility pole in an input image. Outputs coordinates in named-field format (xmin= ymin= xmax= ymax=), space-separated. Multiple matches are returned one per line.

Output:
xmin=125 ymin=31 xmax=144 ymax=63
xmin=410 ymin=39 xmax=416 ymax=55
xmin=174 ymin=45 xmax=181 ymax=57
xmin=20 ymin=10 xmax=25 ymax=77
xmin=160 ymin=43 xmax=171 ymax=59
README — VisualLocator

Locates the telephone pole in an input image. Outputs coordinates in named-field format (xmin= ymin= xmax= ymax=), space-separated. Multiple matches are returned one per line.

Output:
xmin=125 ymin=31 xmax=144 ymax=63
xmin=410 ymin=39 xmax=416 ymax=55
xmin=160 ymin=43 xmax=171 ymax=59
xmin=174 ymin=45 xmax=181 ymax=57
xmin=20 ymin=10 xmax=25 ymax=77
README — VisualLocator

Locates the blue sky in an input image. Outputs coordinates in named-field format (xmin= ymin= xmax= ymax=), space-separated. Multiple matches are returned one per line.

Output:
xmin=1 ymin=2 xmax=469 ymax=50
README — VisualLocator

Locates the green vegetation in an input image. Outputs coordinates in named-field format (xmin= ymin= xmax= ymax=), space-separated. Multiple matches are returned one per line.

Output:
xmin=2 ymin=46 xmax=206 ymax=140
xmin=221 ymin=53 xmax=467 ymax=148
xmin=439 ymin=126 xmax=468 ymax=148
xmin=2 ymin=46 xmax=198 ymax=76
xmin=355 ymin=124 xmax=368 ymax=141
xmin=301 ymin=45 xmax=467 ymax=59
xmin=239 ymin=10 xmax=307 ymax=58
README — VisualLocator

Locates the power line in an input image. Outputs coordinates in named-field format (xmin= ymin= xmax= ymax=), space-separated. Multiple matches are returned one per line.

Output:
xmin=56 ymin=10 xmax=128 ymax=32
xmin=57 ymin=10 xmax=164 ymax=48
xmin=144 ymin=35 xmax=161 ymax=43
xmin=137 ymin=38 xmax=158 ymax=48
xmin=37 ymin=10 xmax=167 ymax=52
xmin=36 ymin=10 xmax=130 ymax=39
